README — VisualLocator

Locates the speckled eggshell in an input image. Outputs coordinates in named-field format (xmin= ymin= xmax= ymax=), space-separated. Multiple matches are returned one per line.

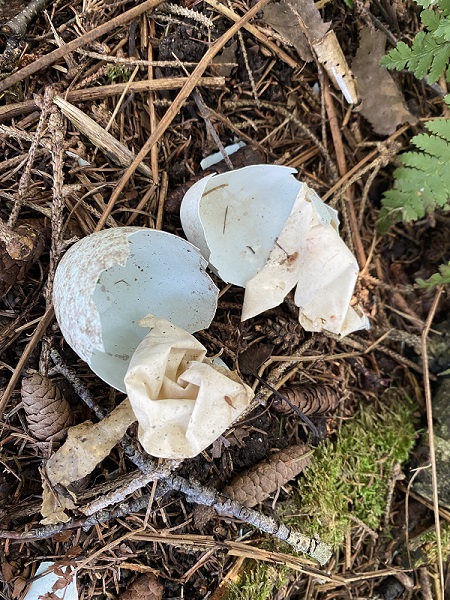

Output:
xmin=53 ymin=228 xmax=219 ymax=391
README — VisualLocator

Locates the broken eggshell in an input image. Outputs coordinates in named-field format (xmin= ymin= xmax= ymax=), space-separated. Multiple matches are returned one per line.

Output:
xmin=53 ymin=228 xmax=219 ymax=391
xmin=180 ymin=165 xmax=368 ymax=336
xmin=181 ymin=165 xmax=300 ymax=286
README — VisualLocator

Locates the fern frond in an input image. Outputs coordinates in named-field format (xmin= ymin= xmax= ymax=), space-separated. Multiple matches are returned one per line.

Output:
xmin=378 ymin=119 xmax=450 ymax=231
xmin=380 ymin=29 xmax=450 ymax=82
xmin=417 ymin=261 xmax=450 ymax=287
xmin=380 ymin=1 xmax=450 ymax=82
xmin=433 ymin=14 xmax=450 ymax=38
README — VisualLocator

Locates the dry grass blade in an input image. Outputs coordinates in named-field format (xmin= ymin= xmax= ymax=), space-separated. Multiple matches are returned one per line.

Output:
xmin=53 ymin=96 xmax=152 ymax=178
xmin=421 ymin=286 xmax=445 ymax=597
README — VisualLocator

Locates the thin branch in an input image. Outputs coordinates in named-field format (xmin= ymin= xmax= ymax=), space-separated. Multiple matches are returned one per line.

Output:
xmin=421 ymin=286 xmax=444 ymax=597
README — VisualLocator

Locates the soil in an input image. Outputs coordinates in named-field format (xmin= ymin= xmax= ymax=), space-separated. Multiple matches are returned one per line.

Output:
xmin=0 ymin=1 xmax=449 ymax=599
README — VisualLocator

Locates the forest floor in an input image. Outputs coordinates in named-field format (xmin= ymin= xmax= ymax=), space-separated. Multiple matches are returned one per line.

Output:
xmin=0 ymin=1 xmax=449 ymax=599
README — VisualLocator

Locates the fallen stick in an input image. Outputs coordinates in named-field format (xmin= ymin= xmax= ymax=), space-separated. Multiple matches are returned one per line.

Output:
xmin=0 ymin=77 xmax=225 ymax=122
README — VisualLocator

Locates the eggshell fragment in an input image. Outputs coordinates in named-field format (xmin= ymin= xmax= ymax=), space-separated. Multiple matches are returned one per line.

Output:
xmin=180 ymin=165 xmax=369 ymax=336
xmin=242 ymin=185 xmax=369 ymax=335
xmin=53 ymin=228 xmax=218 ymax=391
xmin=23 ymin=562 xmax=78 ymax=600
xmin=181 ymin=165 xmax=300 ymax=285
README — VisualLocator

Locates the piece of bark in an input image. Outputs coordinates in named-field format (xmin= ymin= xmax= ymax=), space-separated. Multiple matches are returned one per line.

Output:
xmin=119 ymin=574 xmax=163 ymax=600
xmin=352 ymin=26 xmax=418 ymax=135
xmin=271 ymin=384 xmax=339 ymax=416
xmin=222 ymin=444 xmax=311 ymax=507
xmin=0 ymin=221 xmax=45 ymax=298
xmin=21 ymin=371 xmax=73 ymax=442
xmin=165 ymin=145 xmax=266 ymax=214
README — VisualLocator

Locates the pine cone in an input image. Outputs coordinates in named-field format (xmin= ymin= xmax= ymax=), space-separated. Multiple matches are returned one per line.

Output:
xmin=256 ymin=317 xmax=304 ymax=351
xmin=272 ymin=385 xmax=339 ymax=416
xmin=222 ymin=444 xmax=311 ymax=507
xmin=119 ymin=574 xmax=163 ymax=600
xmin=0 ymin=222 xmax=45 ymax=298
xmin=21 ymin=372 xmax=73 ymax=441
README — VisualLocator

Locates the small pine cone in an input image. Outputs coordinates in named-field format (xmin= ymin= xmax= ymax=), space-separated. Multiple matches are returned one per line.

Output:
xmin=272 ymin=385 xmax=339 ymax=416
xmin=256 ymin=317 xmax=304 ymax=351
xmin=119 ymin=574 xmax=163 ymax=600
xmin=21 ymin=372 xmax=73 ymax=441
xmin=222 ymin=444 xmax=311 ymax=507
xmin=0 ymin=222 xmax=45 ymax=298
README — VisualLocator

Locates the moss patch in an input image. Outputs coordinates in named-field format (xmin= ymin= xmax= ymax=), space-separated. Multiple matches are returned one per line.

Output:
xmin=290 ymin=390 xmax=418 ymax=547
xmin=413 ymin=522 xmax=450 ymax=565
xmin=226 ymin=560 xmax=291 ymax=600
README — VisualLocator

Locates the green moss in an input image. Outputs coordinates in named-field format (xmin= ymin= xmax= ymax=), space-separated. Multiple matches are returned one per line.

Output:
xmin=106 ymin=65 xmax=132 ymax=83
xmin=290 ymin=390 xmax=418 ymax=548
xmin=414 ymin=522 xmax=450 ymax=565
xmin=226 ymin=561 xmax=291 ymax=600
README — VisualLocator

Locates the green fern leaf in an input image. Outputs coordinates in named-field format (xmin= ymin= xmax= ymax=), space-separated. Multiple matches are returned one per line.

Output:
xmin=378 ymin=119 xmax=450 ymax=232
xmin=417 ymin=261 xmax=450 ymax=287
xmin=381 ymin=30 xmax=450 ymax=82
xmin=380 ymin=42 xmax=414 ymax=71
xmin=433 ymin=14 xmax=450 ymax=38
xmin=422 ymin=8 xmax=443 ymax=31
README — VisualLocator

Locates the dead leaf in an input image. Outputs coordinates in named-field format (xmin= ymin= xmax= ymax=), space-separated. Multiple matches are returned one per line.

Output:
xmin=238 ymin=344 xmax=274 ymax=374
xmin=263 ymin=0 xmax=357 ymax=103
xmin=352 ymin=26 xmax=418 ymax=135
xmin=263 ymin=1 xmax=316 ymax=62
xmin=41 ymin=478 xmax=74 ymax=524
xmin=212 ymin=41 xmax=237 ymax=77
xmin=119 ymin=574 xmax=163 ymax=600
xmin=41 ymin=400 xmax=136 ymax=523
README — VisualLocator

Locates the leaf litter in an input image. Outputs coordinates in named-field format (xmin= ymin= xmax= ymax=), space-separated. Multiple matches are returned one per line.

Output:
xmin=352 ymin=26 xmax=418 ymax=135
xmin=0 ymin=0 xmax=447 ymax=598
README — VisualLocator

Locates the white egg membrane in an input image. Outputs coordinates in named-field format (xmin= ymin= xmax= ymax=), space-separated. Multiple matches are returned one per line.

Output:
xmin=88 ymin=230 xmax=218 ymax=391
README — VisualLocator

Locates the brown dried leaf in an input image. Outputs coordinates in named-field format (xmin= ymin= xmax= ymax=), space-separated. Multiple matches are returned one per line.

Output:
xmin=238 ymin=344 xmax=274 ymax=374
xmin=21 ymin=371 xmax=73 ymax=442
xmin=45 ymin=399 xmax=136 ymax=488
xmin=352 ymin=26 xmax=418 ymax=135
xmin=119 ymin=574 xmax=163 ymax=600
xmin=212 ymin=40 xmax=237 ymax=77
xmin=272 ymin=384 xmax=339 ymax=416
xmin=263 ymin=3 xmax=312 ymax=61
xmin=264 ymin=1 xmax=357 ymax=103
xmin=0 ymin=222 xmax=45 ymax=298
xmin=222 ymin=444 xmax=311 ymax=507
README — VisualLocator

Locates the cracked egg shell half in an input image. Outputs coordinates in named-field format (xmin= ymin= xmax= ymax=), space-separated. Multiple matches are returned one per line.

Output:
xmin=180 ymin=165 xmax=302 ymax=286
xmin=53 ymin=228 xmax=219 ymax=392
